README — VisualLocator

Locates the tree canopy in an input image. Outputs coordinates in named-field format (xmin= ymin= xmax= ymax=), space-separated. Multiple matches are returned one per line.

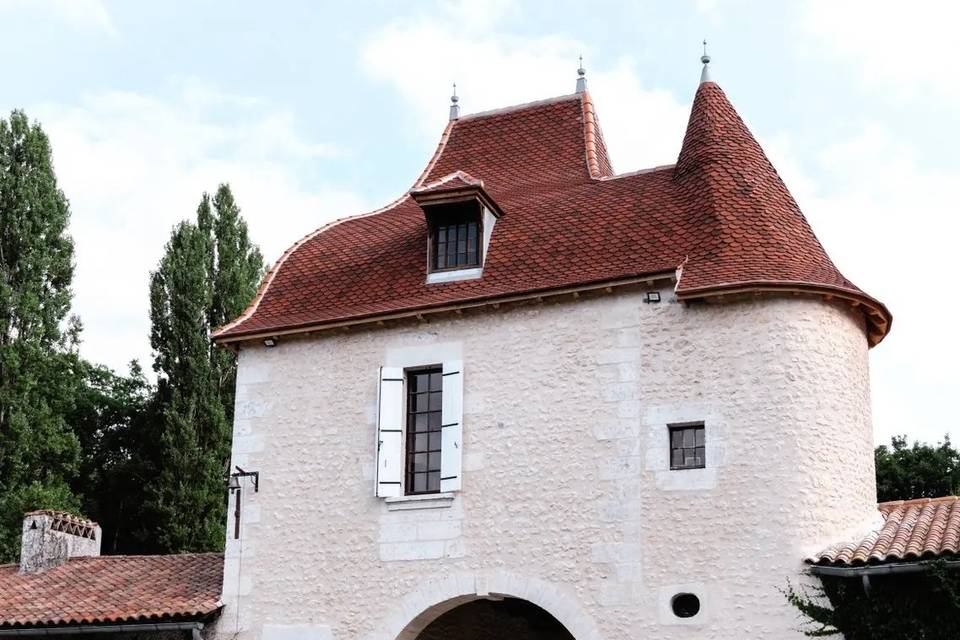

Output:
xmin=875 ymin=434 xmax=960 ymax=502
xmin=145 ymin=185 xmax=263 ymax=552
xmin=0 ymin=110 xmax=264 ymax=560
xmin=0 ymin=110 xmax=84 ymax=561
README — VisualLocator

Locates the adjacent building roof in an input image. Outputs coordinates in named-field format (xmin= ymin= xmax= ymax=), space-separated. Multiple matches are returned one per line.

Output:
xmin=213 ymin=77 xmax=890 ymax=345
xmin=0 ymin=553 xmax=223 ymax=628
xmin=809 ymin=496 xmax=960 ymax=567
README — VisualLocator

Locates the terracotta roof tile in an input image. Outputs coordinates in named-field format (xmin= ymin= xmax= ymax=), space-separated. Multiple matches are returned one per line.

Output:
xmin=214 ymin=83 xmax=890 ymax=345
xmin=809 ymin=497 xmax=960 ymax=566
xmin=0 ymin=553 xmax=223 ymax=628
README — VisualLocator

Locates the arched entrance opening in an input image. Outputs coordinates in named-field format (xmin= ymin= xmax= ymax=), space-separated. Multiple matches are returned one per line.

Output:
xmin=415 ymin=597 xmax=576 ymax=640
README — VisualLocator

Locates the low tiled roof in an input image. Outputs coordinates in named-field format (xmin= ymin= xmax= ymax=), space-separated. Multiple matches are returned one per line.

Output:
xmin=0 ymin=553 xmax=223 ymax=628
xmin=213 ymin=81 xmax=890 ymax=345
xmin=809 ymin=497 xmax=960 ymax=566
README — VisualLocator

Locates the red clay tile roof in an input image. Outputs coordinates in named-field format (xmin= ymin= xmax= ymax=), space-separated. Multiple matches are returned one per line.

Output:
xmin=213 ymin=82 xmax=890 ymax=345
xmin=0 ymin=553 xmax=223 ymax=628
xmin=809 ymin=497 xmax=960 ymax=566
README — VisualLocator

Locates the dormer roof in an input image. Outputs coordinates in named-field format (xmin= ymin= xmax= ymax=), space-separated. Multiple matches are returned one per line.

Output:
xmin=213 ymin=81 xmax=890 ymax=346
xmin=410 ymin=170 xmax=503 ymax=217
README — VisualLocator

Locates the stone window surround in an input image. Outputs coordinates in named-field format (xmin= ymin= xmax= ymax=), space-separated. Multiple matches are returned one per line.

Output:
xmin=379 ymin=340 xmax=465 ymax=500
xmin=644 ymin=405 xmax=725 ymax=491
xmin=385 ymin=492 xmax=456 ymax=511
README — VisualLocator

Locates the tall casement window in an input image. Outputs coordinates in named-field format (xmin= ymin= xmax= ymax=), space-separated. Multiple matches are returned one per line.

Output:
xmin=428 ymin=201 xmax=482 ymax=272
xmin=375 ymin=362 xmax=463 ymax=498
xmin=669 ymin=423 xmax=705 ymax=470
xmin=405 ymin=368 xmax=443 ymax=494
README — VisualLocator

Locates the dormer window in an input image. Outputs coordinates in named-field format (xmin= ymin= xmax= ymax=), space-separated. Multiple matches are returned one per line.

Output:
xmin=410 ymin=171 xmax=503 ymax=284
xmin=429 ymin=201 xmax=482 ymax=271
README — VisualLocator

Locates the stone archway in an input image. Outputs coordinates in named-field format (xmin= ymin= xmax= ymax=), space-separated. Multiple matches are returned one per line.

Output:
xmin=367 ymin=570 xmax=604 ymax=640
xmin=416 ymin=597 xmax=575 ymax=639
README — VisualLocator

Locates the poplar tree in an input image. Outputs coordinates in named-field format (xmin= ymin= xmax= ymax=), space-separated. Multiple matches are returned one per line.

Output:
xmin=0 ymin=111 xmax=83 ymax=561
xmin=146 ymin=184 xmax=263 ymax=552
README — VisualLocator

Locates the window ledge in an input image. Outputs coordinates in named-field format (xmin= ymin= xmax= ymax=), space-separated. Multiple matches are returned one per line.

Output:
xmin=385 ymin=492 xmax=455 ymax=511
xmin=426 ymin=267 xmax=483 ymax=284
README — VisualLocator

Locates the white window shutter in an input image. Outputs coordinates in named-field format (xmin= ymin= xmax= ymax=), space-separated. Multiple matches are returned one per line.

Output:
xmin=376 ymin=366 xmax=404 ymax=497
xmin=440 ymin=360 xmax=463 ymax=492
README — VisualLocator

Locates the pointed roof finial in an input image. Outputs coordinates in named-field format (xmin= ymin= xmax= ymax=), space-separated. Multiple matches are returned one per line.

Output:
xmin=449 ymin=82 xmax=460 ymax=121
xmin=576 ymin=54 xmax=587 ymax=93
xmin=700 ymin=40 xmax=712 ymax=84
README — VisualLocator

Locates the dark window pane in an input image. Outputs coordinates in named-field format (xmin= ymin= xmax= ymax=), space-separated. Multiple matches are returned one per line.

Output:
xmin=429 ymin=204 xmax=482 ymax=271
xmin=414 ymin=453 xmax=428 ymax=472
xmin=670 ymin=424 xmax=706 ymax=470
xmin=406 ymin=367 xmax=444 ymax=494
xmin=415 ymin=413 xmax=428 ymax=431
xmin=416 ymin=394 xmax=430 ymax=412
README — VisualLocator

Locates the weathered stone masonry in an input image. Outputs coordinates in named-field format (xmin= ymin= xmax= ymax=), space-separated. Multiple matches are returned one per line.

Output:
xmin=217 ymin=284 xmax=876 ymax=639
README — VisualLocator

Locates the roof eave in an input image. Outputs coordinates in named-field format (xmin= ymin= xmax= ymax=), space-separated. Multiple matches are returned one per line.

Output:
xmin=675 ymin=280 xmax=892 ymax=347
xmin=808 ymin=559 xmax=960 ymax=577
xmin=212 ymin=270 xmax=679 ymax=345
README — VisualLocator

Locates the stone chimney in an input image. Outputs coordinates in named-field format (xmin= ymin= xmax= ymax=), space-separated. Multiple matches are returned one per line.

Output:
xmin=19 ymin=510 xmax=101 ymax=574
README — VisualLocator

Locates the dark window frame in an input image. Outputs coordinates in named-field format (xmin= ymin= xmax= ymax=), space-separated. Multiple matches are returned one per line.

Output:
xmin=426 ymin=200 xmax=483 ymax=273
xmin=668 ymin=423 xmax=706 ymax=470
xmin=404 ymin=366 xmax=444 ymax=495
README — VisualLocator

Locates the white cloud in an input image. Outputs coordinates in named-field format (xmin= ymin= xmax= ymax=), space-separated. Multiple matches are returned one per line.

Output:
xmin=800 ymin=0 xmax=960 ymax=104
xmin=360 ymin=10 xmax=689 ymax=173
xmin=766 ymin=126 xmax=960 ymax=445
xmin=34 ymin=81 xmax=366 ymax=374
xmin=0 ymin=0 xmax=117 ymax=35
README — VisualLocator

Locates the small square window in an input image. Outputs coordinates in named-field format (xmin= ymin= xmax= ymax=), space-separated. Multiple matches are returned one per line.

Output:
xmin=427 ymin=201 xmax=482 ymax=273
xmin=669 ymin=424 xmax=705 ymax=470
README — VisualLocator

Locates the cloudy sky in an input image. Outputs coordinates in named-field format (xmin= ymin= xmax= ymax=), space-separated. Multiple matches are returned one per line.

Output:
xmin=0 ymin=0 xmax=956 ymax=445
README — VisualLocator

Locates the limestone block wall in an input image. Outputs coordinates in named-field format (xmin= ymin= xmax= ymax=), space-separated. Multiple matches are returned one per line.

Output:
xmin=216 ymin=285 xmax=876 ymax=640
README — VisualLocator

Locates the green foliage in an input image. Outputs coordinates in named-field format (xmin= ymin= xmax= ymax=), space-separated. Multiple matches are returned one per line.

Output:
xmin=0 ymin=112 xmax=262 ymax=559
xmin=786 ymin=563 xmax=960 ymax=639
xmin=68 ymin=360 xmax=160 ymax=554
xmin=875 ymin=435 xmax=960 ymax=502
xmin=0 ymin=110 xmax=85 ymax=562
xmin=145 ymin=184 xmax=263 ymax=553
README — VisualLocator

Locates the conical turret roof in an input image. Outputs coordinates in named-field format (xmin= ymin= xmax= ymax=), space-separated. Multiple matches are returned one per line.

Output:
xmin=673 ymin=81 xmax=890 ymax=343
